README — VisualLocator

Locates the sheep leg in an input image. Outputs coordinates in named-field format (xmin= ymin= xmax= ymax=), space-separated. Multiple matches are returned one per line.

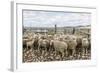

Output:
xmin=78 ymin=48 xmax=82 ymax=59
xmin=72 ymin=49 xmax=75 ymax=57
xmin=65 ymin=49 xmax=68 ymax=57
xmin=38 ymin=46 xmax=41 ymax=55
xmin=67 ymin=49 xmax=70 ymax=57
xmin=55 ymin=50 xmax=59 ymax=58
xmin=82 ymin=48 xmax=85 ymax=56
xmin=75 ymin=48 xmax=78 ymax=57
xmin=76 ymin=48 xmax=80 ymax=59
xmin=62 ymin=52 xmax=64 ymax=59
xmin=38 ymin=45 xmax=41 ymax=53
xmin=84 ymin=48 xmax=86 ymax=56
xmin=85 ymin=48 xmax=88 ymax=56
xmin=84 ymin=47 xmax=87 ymax=56
xmin=27 ymin=44 xmax=28 ymax=51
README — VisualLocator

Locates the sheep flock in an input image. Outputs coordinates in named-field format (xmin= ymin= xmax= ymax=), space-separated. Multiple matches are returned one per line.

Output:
xmin=23 ymin=30 xmax=91 ymax=63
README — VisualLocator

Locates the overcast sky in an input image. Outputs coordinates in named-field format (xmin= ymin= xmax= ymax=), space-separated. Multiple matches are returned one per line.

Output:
xmin=23 ymin=10 xmax=91 ymax=27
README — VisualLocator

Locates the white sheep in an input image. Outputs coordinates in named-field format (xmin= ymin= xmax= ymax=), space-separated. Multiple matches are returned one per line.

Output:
xmin=52 ymin=40 xmax=68 ymax=58
xmin=82 ymin=37 xmax=89 ymax=56
xmin=64 ymin=35 xmax=77 ymax=57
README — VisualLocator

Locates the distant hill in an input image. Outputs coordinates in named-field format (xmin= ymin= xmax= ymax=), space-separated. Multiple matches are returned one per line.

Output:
xmin=23 ymin=25 xmax=91 ymax=30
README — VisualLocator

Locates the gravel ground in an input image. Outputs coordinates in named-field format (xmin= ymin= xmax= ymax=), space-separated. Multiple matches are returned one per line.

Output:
xmin=23 ymin=48 xmax=91 ymax=63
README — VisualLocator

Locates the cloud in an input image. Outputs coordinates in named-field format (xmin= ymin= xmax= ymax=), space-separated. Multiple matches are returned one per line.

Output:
xmin=23 ymin=10 xmax=91 ymax=27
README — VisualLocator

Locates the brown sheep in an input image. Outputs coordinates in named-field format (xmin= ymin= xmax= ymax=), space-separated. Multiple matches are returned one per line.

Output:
xmin=75 ymin=36 xmax=83 ymax=57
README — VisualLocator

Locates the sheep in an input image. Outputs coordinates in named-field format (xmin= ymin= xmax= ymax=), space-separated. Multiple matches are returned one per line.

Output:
xmin=82 ymin=37 xmax=89 ymax=56
xmin=23 ymin=39 xmax=28 ymax=50
xmin=88 ymin=38 xmax=91 ymax=53
xmin=75 ymin=36 xmax=83 ymax=57
xmin=33 ymin=35 xmax=39 ymax=50
xmin=38 ymin=38 xmax=50 ymax=55
xmin=25 ymin=34 xmax=34 ymax=50
xmin=23 ymin=30 xmax=91 ymax=62
xmin=52 ymin=40 xmax=68 ymax=58
xmin=23 ymin=33 xmax=30 ymax=51
xmin=64 ymin=35 xmax=77 ymax=57
xmin=26 ymin=39 xmax=34 ymax=50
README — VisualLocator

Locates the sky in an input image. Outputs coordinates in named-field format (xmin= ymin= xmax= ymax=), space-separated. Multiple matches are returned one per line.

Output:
xmin=23 ymin=10 xmax=91 ymax=27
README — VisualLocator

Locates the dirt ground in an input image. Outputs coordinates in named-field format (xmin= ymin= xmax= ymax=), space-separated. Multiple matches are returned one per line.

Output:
xmin=23 ymin=48 xmax=91 ymax=63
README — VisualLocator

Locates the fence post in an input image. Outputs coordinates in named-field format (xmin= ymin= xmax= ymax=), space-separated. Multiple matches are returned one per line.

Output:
xmin=55 ymin=24 xmax=57 ymax=34
xmin=72 ymin=27 xmax=75 ymax=34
